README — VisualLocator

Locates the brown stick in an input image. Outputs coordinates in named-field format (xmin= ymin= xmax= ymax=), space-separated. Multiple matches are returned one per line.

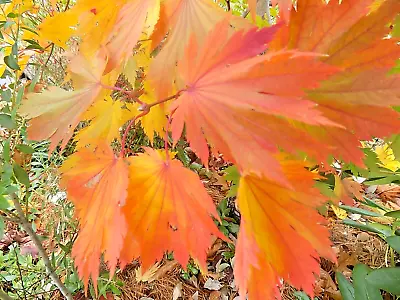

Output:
xmin=11 ymin=195 xmax=73 ymax=300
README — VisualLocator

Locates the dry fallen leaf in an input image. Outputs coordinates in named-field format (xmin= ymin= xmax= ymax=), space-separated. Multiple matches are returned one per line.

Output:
xmin=204 ymin=278 xmax=223 ymax=291
xmin=172 ymin=282 xmax=183 ymax=300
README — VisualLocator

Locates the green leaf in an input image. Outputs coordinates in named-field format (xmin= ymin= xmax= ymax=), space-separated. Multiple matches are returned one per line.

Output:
xmin=343 ymin=219 xmax=391 ymax=237
xmin=3 ymin=139 xmax=10 ymax=162
xmin=366 ymin=267 xmax=400 ymax=295
xmin=385 ymin=210 xmax=400 ymax=218
xmin=4 ymin=55 xmax=20 ymax=71
xmin=390 ymin=135 xmax=400 ymax=161
xmin=0 ymin=216 xmax=4 ymax=239
xmin=0 ymin=89 xmax=11 ymax=103
xmin=364 ymin=175 xmax=400 ymax=185
xmin=0 ymin=195 xmax=10 ymax=210
xmin=228 ymin=222 xmax=240 ymax=234
xmin=0 ymin=114 xmax=16 ymax=129
xmin=15 ymin=144 xmax=35 ymax=154
xmin=7 ymin=12 xmax=18 ymax=18
xmin=293 ymin=291 xmax=311 ymax=300
xmin=12 ymin=163 xmax=30 ymax=187
xmin=386 ymin=236 xmax=400 ymax=254
xmin=1 ymin=163 xmax=12 ymax=183
xmin=368 ymin=223 xmax=393 ymax=237
xmin=224 ymin=165 xmax=240 ymax=197
xmin=392 ymin=15 xmax=400 ymax=37
xmin=353 ymin=264 xmax=382 ymax=300
xmin=339 ymin=205 xmax=381 ymax=217
xmin=314 ymin=181 xmax=335 ymax=198
xmin=363 ymin=198 xmax=388 ymax=212
xmin=224 ymin=165 xmax=240 ymax=182
xmin=336 ymin=272 xmax=355 ymax=300
xmin=363 ymin=148 xmax=380 ymax=172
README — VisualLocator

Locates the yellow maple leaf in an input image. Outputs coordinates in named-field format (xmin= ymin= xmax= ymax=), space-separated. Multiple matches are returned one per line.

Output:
xmin=60 ymin=143 xmax=129 ymax=289
xmin=140 ymin=81 xmax=167 ymax=140
xmin=19 ymin=52 xmax=108 ymax=152
xmin=375 ymin=143 xmax=400 ymax=172
xmin=75 ymin=97 xmax=136 ymax=148
xmin=38 ymin=10 xmax=79 ymax=48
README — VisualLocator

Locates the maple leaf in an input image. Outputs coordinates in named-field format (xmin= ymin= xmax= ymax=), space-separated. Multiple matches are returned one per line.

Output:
xmin=59 ymin=143 xmax=128 ymax=288
xmin=148 ymin=0 xmax=250 ymax=97
xmin=333 ymin=175 xmax=363 ymax=205
xmin=234 ymin=160 xmax=336 ymax=299
xmin=37 ymin=10 xmax=79 ymax=48
xmin=124 ymin=44 xmax=168 ymax=140
xmin=171 ymin=20 xmax=338 ymax=183
xmin=268 ymin=0 xmax=400 ymax=167
xmin=75 ymin=97 xmax=136 ymax=149
xmin=19 ymin=52 xmax=108 ymax=152
xmin=139 ymin=81 xmax=168 ymax=140
xmin=119 ymin=148 xmax=224 ymax=271
xmin=38 ymin=0 xmax=158 ymax=72
xmin=103 ymin=0 xmax=160 ymax=73
xmin=271 ymin=0 xmax=375 ymax=52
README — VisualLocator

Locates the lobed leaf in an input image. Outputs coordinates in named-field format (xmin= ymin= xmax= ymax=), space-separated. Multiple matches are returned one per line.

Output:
xmin=60 ymin=144 xmax=129 ymax=288
xmin=235 ymin=161 xmax=335 ymax=299
xmin=120 ymin=148 xmax=224 ymax=271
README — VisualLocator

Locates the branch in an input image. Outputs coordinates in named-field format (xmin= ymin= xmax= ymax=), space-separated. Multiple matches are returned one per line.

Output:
xmin=11 ymin=196 xmax=73 ymax=300
xmin=265 ymin=0 xmax=271 ymax=25
xmin=101 ymin=84 xmax=145 ymax=105
xmin=120 ymin=90 xmax=184 ymax=156
xmin=13 ymin=246 xmax=27 ymax=300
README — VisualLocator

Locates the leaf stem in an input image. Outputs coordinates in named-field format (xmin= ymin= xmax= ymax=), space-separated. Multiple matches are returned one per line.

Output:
xmin=120 ymin=112 xmax=148 ymax=156
xmin=120 ymin=90 xmax=185 ymax=156
xmin=146 ymin=90 xmax=185 ymax=110
xmin=101 ymin=84 xmax=145 ymax=105
xmin=13 ymin=246 xmax=27 ymax=300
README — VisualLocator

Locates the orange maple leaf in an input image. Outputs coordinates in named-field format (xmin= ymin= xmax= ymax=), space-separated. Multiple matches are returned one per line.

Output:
xmin=269 ymin=0 xmax=400 ymax=167
xmin=75 ymin=97 xmax=136 ymax=149
xmin=103 ymin=0 xmax=159 ymax=73
xmin=119 ymin=148 xmax=224 ymax=271
xmin=235 ymin=161 xmax=336 ymax=299
xmin=171 ymin=20 xmax=338 ymax=183
xmin=148 ymin=0 xmax=250 ymax=97
xmin=271 ymin=0 xmax=375 ymax=52
xmin=19 ymin=52 xmax=108 ymax=152
xmin=60 ymin=143 xmax=129 ymax=288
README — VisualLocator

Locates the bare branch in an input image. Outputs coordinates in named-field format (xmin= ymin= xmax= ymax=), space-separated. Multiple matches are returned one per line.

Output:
xmin=11 ymin=195 xmax=73 ymax=300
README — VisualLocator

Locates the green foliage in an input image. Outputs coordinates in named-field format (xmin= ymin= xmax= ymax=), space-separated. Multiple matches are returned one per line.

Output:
xmin=337 ymin=265 xmax=400 ymax=300
xmin=181 ymin=261 xmax=200 ymax=281
xmin=224 ymin=165 xmax=240 ymax=198
xmin=216 ymin=198 xmax=240 ymax=237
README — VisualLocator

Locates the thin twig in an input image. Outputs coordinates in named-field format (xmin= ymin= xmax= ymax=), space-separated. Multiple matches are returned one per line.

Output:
xmin=120 ymin=111 xmax=148 ymax=156
xmin=120 ymin=90 xmax=184 ymax=156
xmin=13 ymin=247 xmax=27 ymax=300
xmin=64 ymin=0 xmax=71 ymax=11
xmin=101 ymin=84 xmax=144 ymax=105
xmin=11 ymin=195 xmax=73 ymax=300
xmin=146 ymin=91 xmax=183 ymax=110
xmin=265 ymin=0 xmax=271 ymax=25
